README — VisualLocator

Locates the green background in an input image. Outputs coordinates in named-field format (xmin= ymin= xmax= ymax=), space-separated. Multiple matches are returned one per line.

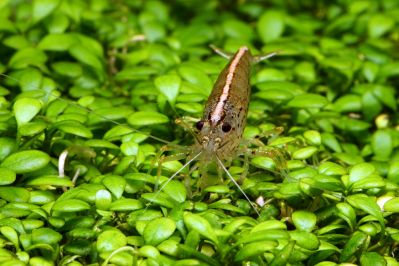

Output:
xmin=0 ymin=0 xmax=398 ymax=265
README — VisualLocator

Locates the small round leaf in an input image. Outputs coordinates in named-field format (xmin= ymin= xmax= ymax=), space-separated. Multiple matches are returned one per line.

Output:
xmin=154 ymin=74 xmax=181 ymax=103
xmin=52 ymin=199 xmax=90 ymax=212
xmin=1 ymin=150 xmax=50 ymax=174
xmin=143 ymin=217 xmax=176 ymax=246
xmin=13 ymin=98 xmax=42 ymax=126
xmin=128 ymin=111 xmax=169 ymax=126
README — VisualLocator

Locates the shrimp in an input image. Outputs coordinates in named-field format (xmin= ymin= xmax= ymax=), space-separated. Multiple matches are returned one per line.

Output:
xmin=153 ymin=46 xmax=283 ymax=216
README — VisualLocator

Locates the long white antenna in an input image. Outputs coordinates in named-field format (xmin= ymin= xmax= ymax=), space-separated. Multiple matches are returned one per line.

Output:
xmin=143 ymin=151 xmax=202 ymax=211
xmin=216 ymin=155 xmax=260 ymax=216
xmin=254 ymin=51 xmax=280 ymax=63
xmin=0 ymin=73 xmax=171 ymax=145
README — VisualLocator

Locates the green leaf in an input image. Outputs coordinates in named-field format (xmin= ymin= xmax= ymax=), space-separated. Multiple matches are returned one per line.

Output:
xmin=362 ymin=91 xmax=382 ymax=120
xmin=388 ymin=161 xmax=399 ymax=183
xmin=95 ymin=189 xmax=112 ymax=210
xmin=238 ymin=229 xmax=289 ymax=244
xmin=141 ymin=192 xmax=174 ymax=208
xmin=362 ymin=61 xmax=379 ymax=82
xmin=368 ymin=14 xmax=395 ymax=38
xmin=8 ymin=48 xmax=48 ymax=69
xmin=303 ymin=130 xmax=321 ymax=146
xmin=38 ymin=33 xmax=78 ymax=51
xmin=96 ymin=229 xmax=127 ymax=253
xmin=120 ymin=141 xmax=139 ymax=156
xmin=178 ymin=65 xmax=212 ymax=95
xmin=157 ymin=239 xmax=179 ymax=257
xmin=255 ymin=89 xmax=294 ymax=101
xmin=138 ymin=245 xmax=160 ymax=259
xmin=175 ymin=103 xmax=203 ymax=113
xmin=256 ymin=68 xmax=287 ymax=82
xmin=184 ymin=213 xmax=219 ymax=246
xmin=251 ymin=221 xmax=287 ymax=233
xmin=52 ymin=199 xmax=90 ymax=212
xmin=85 ymin=139 xmax=119 ymax=150
xmin=0 ymin=17 xmax=16 ymax=32
xmin=318 ymin=162 xmax=347 ymax=176
xmin=257 ymin=10 xmax=285 ymax=43
xmin=128 ymin=111 xmax=169 ymax=126
xmin=336 ymin=203 xmax=356 ymax=231
xmin=174 ymin=23 xmax=215 ymax=47
xmin=223 ymin=19 xmax=254 ymax=40
xmin=289 ymin=230 xmax=319 ymax=250
xmin=142 ymin=21 xmax=165 ymax=42
xmin=69 ymin=43 xmax=103 ymax=72
xmin=360 ymin=252 xmax=386 ymax=266
xmin=13 ymin=98 xmax=42 ymax=126
xmin=204 ymin=185 xmax=230 ymax=194
xmin=4 ymin=35 xmax=29 ymax=50
xmin=30 ymin=190 xmax=55 ymax=205
xmin=115 ymin=66 xmax=158 ymax=81
xmin=352 ymin=176 xmax=385 ymax=190
xmin=19 ymin=121 xmax=47 ymax=136
xmin=32 ymin=0 xmax=60 ymax=23
xmin=334 ymin=94 xmax=362 ymax=113
xmin=46 ymin=12 xmax=69 ymax=33
xmin=269 ymin=241 xmax=295 ymax=266
xmin=161 ymin=180 xmax=187 ymax=203
xmin=0 ymin=226 xmax=19 ymax=249
xmin=371 ymin=129 xmax=393 ymax=160
xmin=383 ymin=198 xmax=399 ymax=212
xmin=154 ymin=74 xmax=181 ymax=103
xmin=292 ymin=146 xmax=318 ymax=160
xmin=251 ymin=156 xmax=275 ymax=170
xmin=26 ymin=176 xmax=74 ymax=187
xmin=340 ymin=231 xmax=368 ymax=262
xmin=102 ymin=175 xmax=126 ymax=199
xmin=0 ymin=187 xmax=30 ymax=203
xmin=52 ymin=61 xmax=82 ymax=77
xmin=1 ymin=150 xmax=50 ymax=174
xmin=143 ymin=217 xmax=176 ymax=246
xmin=32 ymin=228 xmax=62 ymax=245
xmin=287 ymin=94 xmax=329 ymax=108
xmin=18 ymin=68 xmax=43 ymax=92
xmin=64 ymin=239 xmax=92 ymax=256
xmin=346 ymin=194 xmax=384 ymax=227
xmin=294 ymin=61 xmax=316 ymax=82
xmin=334 ymin=152 xmax=364 ymax=165
xmin=292 ymin=210 xmax=317 ymax=232
xmin=235 ymin=241 xmax=277 ymax=261
xmin=54 ymin=120 xmax=93 ymax=138
xmin=372 ymin=85 xmax=396 ymax=111
xmin=349 ymin=163 xmax=375 ymax=184
xmin=109 ymin=199 xmax=143 ymax=211
xmin=321 ymin=133 xmax=342 ymax=152
xmin=28 ymin=256 xmax=54 ymax=265
xmin=0 ymin=138 xmax=16 ymax=161
xmin=0 ymin=168 xmax=16 ymax=185
xmin=313 ymin=174 xmax=343 ymax=191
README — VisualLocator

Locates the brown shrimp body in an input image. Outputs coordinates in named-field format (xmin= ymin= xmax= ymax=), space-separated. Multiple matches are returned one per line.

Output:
xmin=194 ymin=46 xmax=253 ymax=161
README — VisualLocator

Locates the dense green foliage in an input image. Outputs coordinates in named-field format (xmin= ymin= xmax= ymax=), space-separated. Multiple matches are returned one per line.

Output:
xmin=0 ymin=0 xmax=399 ymax=265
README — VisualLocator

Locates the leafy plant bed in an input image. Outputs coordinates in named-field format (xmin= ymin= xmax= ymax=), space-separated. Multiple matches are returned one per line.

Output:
xmin=0 ymin=0 xmax=398 ymax=265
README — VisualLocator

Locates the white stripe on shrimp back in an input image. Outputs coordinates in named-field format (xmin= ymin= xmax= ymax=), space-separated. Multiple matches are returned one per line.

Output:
xmin=210 ymin=46 xmax=249 ymax=124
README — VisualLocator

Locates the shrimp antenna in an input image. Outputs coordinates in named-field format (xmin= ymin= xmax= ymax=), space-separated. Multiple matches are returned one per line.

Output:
xmin=0 ymin=73 xmax=171 ymax=145
xmin=143 ymin=151 xmax=202 ymax=212
xmin=215 ymin=155 xmax=260 ymax=216
xmin=253 ymin=50 xmax=280 ymax=64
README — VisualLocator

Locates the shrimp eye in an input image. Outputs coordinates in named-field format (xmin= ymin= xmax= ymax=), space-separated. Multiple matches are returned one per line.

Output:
xmin=222 ymin=122 xmax=232 ymax=132
xmin=196 ymin=121 xmax=204 ymax=130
